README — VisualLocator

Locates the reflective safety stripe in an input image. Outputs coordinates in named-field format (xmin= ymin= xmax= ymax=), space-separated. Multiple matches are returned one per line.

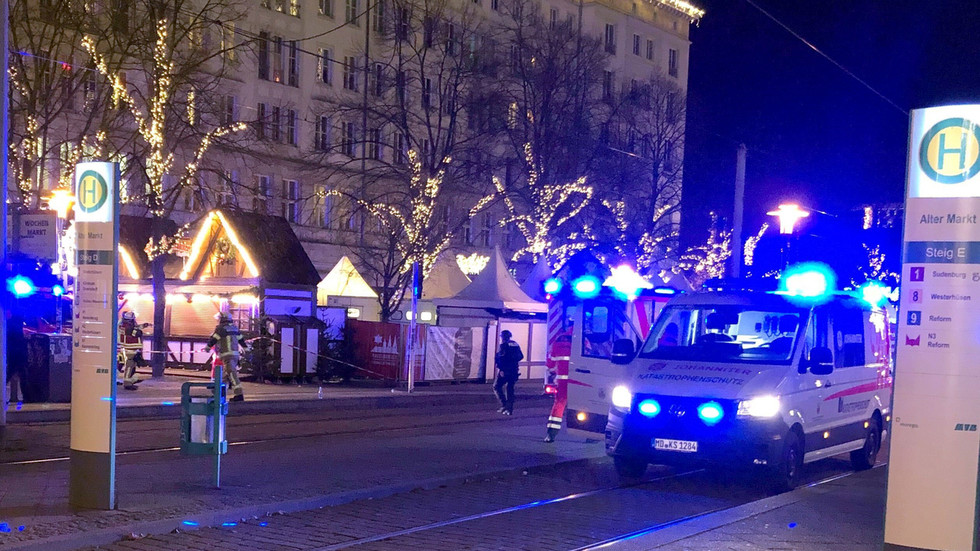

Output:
xmin=547 ymin=422 xmax=562 ymax=429
xmin=550 ymin=356 xmax=571 ymax=361
xmin=556 ymin=375 xmax=570 ymax=380
xmin=548 ymin=416 xmax=563 ymax=422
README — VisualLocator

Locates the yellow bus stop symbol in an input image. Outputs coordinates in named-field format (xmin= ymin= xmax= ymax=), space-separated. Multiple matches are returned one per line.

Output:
xmin=919 ymin=117 xmax=980 ymax=184
xmin=77 ymin=170 xmax=109 ymax=213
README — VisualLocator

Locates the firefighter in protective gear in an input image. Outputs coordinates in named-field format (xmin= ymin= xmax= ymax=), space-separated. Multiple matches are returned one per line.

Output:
xmin=206 ymin=312 xmax=248 ymax=401
xmin=544 ymin=333 xmax=572 ymax=442
xmin=117 ymin=311 xmax=143 ymax=390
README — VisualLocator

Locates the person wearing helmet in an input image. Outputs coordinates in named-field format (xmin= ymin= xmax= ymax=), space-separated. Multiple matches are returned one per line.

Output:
xmin=117 ymin=310 xmax=143 ymax=390
xmin=493 ymin=329 xmax=523 ymax=415
xmin=205 ymin=312 xmax=248 ymax=401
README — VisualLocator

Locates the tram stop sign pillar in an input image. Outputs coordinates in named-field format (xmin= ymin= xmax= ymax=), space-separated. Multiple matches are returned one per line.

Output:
xmin=69 ymin=162 xmax=119 ymax=510
xmin=885 ymin=105 xmax=980 ymax=550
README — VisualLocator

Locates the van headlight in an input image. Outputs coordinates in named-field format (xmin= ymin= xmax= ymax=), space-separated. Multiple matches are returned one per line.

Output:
xmin=737 ymin=395 xmax=781 ymax=418
xmin=611 ymin=385 xmax=633 ymax=409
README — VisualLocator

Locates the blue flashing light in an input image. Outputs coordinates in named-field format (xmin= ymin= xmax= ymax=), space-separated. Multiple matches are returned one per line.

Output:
xmin=788 ymin=522 xmax=797 ymax=529
xmin=572 ymin=275 xmax=601 ymax=298
xmin=697 ymin=401 xmax=724 ymax=425
xmin=100 ymin=397 xmax=113 ymax=402
xmin=52 ymin=284 xmax=65 ymax=297
xmin=859 ymin=281 xmax=890 ymax=307
xmin=161 ymin=401 xmax=175 ymax=406
xmin=779 ymin=263 xmax=836 ymax=304
xmin=7 ymin=276 xmax=36 ymax=298
xmin=637 ymin=399 xmax=661 ymax=417
xmin=652 ymin=286 xmax=677 ymax=296
xmin=259 ymin=522 xmax=269 ymax=527
xmin=221 ymin=522 xmax=238 ymax=527
xmin=543 ymin=278 xmax=563 ymax=295
xmin=182 ymin=520 xmax=199 ymax=526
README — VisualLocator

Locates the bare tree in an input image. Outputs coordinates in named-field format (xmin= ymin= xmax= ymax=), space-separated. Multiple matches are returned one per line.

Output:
xmin=81 ymin=0 xmax=250 ymax=376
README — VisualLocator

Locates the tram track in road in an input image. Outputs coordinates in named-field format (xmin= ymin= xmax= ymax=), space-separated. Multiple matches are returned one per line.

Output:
xmin=0 ymin=404 xmax=553 ymax=467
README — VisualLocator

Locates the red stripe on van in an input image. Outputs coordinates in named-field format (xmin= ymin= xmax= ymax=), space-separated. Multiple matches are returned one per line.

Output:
xmin=823 ymin=381 xmax=890 ymax=401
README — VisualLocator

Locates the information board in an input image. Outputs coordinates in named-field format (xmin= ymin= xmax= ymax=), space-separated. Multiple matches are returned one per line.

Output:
xmin=885 ymin=105 xmax=980 ymax=551
xmin=69 ymin=161 xmax=118 ymax=510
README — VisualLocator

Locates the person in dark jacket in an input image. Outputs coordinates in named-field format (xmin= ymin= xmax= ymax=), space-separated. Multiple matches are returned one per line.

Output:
xmin=205 ymin=313 xmax=248 ymax=401
xmin=493 ymin=330 xmax=523 ymax=415
xmin=5 ymin=312 xmax=27 ymax=404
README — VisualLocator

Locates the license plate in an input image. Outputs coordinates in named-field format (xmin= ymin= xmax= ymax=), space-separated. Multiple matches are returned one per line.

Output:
xmin=654 ymin=438 xmax=698 ymax=453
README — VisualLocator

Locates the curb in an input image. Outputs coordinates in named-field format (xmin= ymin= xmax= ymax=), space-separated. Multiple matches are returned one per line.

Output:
xmin=0 ymin=457 xmax=607 ymax=551
xmin=7 ymin=391 xmax=554 ymax=424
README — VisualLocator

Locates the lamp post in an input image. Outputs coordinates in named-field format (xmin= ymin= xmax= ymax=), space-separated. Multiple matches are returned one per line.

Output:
xmin=767 ymin=204 xmax=809 ymax=269
xmin=46 ymin=189 xmax=75 ymax=332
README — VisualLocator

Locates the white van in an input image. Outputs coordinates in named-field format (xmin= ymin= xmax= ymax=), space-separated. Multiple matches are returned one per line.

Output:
xmin=604 ymin=289 xmax=892 ymax=491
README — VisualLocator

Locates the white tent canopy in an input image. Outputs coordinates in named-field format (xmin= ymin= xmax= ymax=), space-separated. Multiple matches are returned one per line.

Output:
xmin=422 ymin=253 xmax=471 ymax=300
xmin=317 ymin=256 xmax=378 ymax=305
xmin=520 ymin=255 xmax=553 ymax=302
xmin=435 ymin=247 xmax=547 ymax=313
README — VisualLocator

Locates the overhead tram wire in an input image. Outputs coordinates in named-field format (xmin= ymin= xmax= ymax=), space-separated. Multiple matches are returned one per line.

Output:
xmin=742 ymin=0 xmax=908 ymax=117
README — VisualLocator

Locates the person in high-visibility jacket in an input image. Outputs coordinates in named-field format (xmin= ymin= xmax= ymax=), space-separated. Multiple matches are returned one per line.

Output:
xmin=117 ymin=311 xmax=143 ymax=390
xmin=205 ymin=312 xmax=248 ymax=401
xmin=544 ymin=333 xmax=572 ymax=442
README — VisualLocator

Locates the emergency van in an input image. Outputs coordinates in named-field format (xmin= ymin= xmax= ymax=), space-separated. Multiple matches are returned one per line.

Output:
xmin=603 ymin=289 xmax=892 ymax=492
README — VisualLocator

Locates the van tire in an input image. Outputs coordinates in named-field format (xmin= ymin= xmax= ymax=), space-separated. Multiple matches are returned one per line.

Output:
xmin=770 ymin=431 xmax=803 ymax=494
xmin=850 ymin=417 xmax=881 ymax=471
xmin=614 ymin=455 xmax=648 ymax=482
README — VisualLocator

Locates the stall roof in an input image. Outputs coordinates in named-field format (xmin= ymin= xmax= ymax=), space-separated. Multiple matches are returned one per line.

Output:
xmin=118 ymin=215 xmax=181 ymax=280
xmin=435 ymin=247 xmax=546 ymax=313
xmin=422 ymin=252 xmax=471 ymax=300
xmin=318 ymin=256 xmax=378 ymax=303
xmin=520 ymin=255 xmax=552 ymax=302
xmin=180 ymin=209 xmax=320 ymax=286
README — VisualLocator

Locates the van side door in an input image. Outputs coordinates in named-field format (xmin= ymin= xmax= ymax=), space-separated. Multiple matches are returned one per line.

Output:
xmin=567 ymin=299 xmax=640 ymax=417
xmin=824 ymin=305 xmax=880 ymax=433
xmin=798 ymin=308 xmax=834 ymax=434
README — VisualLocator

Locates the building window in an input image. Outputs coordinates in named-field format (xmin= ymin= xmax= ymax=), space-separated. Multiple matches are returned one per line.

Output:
xmin=318 ymin=49 xmax=333 ymax=85
xmin=393 ymin=132 xmax=406 ymax=164
xmin=343 ymin=56 xmax=358 ymax=90
xmin=287 ymin=40 xmax=299 ymax=86
xmin=345 ymin=0 xmax=358 ymax=25
xmin=632 ymin=34 xmax=640 ymax=56
xmin=319 ymin=0 xmax=332 ymax=16
xmin=549 ymin=8 xmax=557 ymax=29
xmin=463 ymin=217 xmax=473 ymax=244
xmin=395 ymin=70 xmax=406 ymax=103
xmin=282 ymin=179 xmax=300 ymax=222
xmin=421 ymin=77 xmax=432 ymax=110
xmin=491 ymin=0 xmax=498 ymax=10
xmin=221 ymin=25 xmax=237 ymax=62
xmin=221 ymin=95 xmax=237 ymax=125
xmin=421 ymin=139 xmax=431 ymax=167
xmin=372 ymin=63 xmax=384 ymax=96
xmin=397 ymin=7 xmax=410 ymax=40
xmin=446 ymin=23 xmax=457 ymax=56
xmin=668 ymin=48 xmax=679 ymax=77
xmin=341 ymin=121 xmax=357 ymax=156
xmin=604 ymin=24 xmax=616 ymax=54
xmin=290 ymin=0 xmax=300 ymax=16
xmin=271 ymin=106 xmax=282 ymax=142
xmin=646 ymin=39 xmax=653 ymax=60
xmin=481 ymin=214 xmax=493 ymax=246
xmin=272 ymin=36 xmax=284 ymax=82
xmin=315 ymin=116 xmax=331 ymax=150
xmin=285 ymin=109 xmax=297 ymax=145
xmin=602 ymin=70 xmax=614 ymax=101
xmin=219 ymin=171 xmax=238 ymax=206
xmin=255 ymin=175 xmax=272 ymax=213
xmin=258 ymin=31 xmax=270 ymax=80
xmin=256 ymin=102 xmax=268 ymax=139
xmin=373 ymin=0 xmax=385 ymax=33
xmin=314 ymin=185 xmax=330 ymax=227
xmin=367 ymin=127 xmax=382 ymax=160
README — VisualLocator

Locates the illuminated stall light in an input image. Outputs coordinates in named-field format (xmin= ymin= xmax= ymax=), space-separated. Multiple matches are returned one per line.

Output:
xmin=603 ymin=265 xmax=653 ymax=300
xmin=215 ymin=211 xmax=260 ymax=278
xmin=180 ymin=212 xmax=218 ymax=280
xmin=231 ymin=294 xmax=259 ymax=305
xmin=119 ymin=245 xmax=142 ymax=279
xmin=456 ymin=253 xmax=490 ymax=276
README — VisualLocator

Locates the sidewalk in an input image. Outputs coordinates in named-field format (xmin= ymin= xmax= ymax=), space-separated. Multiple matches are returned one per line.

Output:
xmin=4 ymin=374 xmax=547 ymax=422
xmin=608 ymin=466 xmax=887 ymax=551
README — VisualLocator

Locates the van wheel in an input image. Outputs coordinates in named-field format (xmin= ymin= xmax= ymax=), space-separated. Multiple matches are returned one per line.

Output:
xmin=769 ymin=431 xmax=803 ymax=494
xmin=850 ymin=418 xmax=881 ymax=471
xmin=614 ymin=455 xmax=648 ymax=482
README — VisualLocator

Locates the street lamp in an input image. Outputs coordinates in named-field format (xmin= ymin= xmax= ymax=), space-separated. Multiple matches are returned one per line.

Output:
xmin=767 ymin=204 xmax=809 ymax=235
xmin=767 ymin=203 xmax=809 ymax=269
xmin=45 ymin=188 xmax=74 ymax=332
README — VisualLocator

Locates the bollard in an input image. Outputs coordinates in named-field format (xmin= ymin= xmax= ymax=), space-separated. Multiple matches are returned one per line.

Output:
xmin=180 ymin=367 xmax=227 ymax=488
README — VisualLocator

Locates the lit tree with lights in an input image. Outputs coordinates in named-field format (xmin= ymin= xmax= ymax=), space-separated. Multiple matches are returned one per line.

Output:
xmin=327 ymin=151 xmax=495 ymax=321
xmin=81 ymin=0 xmax=249 ymax=376
xmin=676 ymin=214 xmax=732 ymax=289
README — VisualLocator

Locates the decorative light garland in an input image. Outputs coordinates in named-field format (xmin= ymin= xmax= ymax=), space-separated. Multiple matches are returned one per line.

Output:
xmin=456 ymin=253 xmax=490 ymax=275
xmin=743 ymin=222 xmax=768 ymax=267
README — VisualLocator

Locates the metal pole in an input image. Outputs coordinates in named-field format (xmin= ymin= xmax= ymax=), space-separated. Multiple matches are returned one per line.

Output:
xmin=731 ymin=144 xmax=746 ymax=279
xmin=0 ymin=0 xmax=11 ymax=442
xmin=407 ymin=261 xmax=418 ymax=393
xmin=213 ymin=364 xmax=222 ymax=488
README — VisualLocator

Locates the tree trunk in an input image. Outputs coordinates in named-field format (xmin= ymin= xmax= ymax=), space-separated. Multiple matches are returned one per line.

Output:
xmin=150 ymin=218 xmax=167 ymax=378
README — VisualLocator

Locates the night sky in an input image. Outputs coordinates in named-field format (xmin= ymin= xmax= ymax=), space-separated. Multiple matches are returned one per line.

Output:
xmin=681 ymin=0 xmax=980 ymax=246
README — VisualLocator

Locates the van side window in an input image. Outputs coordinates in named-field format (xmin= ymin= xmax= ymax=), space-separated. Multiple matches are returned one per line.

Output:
xmin=803 ymin=309 xmax=833 ymax=363
xmin=834 ymin=308 xmax=865 ymax=368
xmin=582 ymin=301 xmax=638 ymax=359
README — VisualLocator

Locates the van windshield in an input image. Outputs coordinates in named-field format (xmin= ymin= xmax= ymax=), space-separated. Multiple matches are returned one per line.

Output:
xmin=638 ymin=305 xmax=808 ymax=364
